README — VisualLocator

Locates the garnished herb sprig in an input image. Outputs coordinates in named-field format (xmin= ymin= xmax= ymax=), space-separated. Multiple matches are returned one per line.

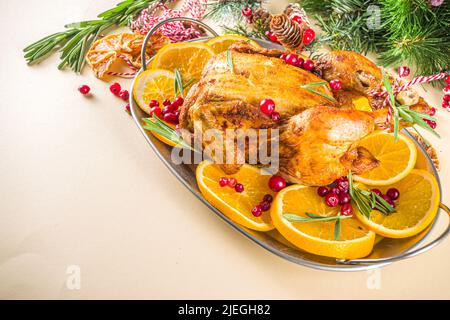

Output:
xmin=283 ymin=212 xmax=352 ymax=240
xmin=348 ymin=171 xmax=395 ymax=219
xmin=142 ymin=115 xmax=193 ymax=150
xmin=174 ymin=69 xmax=195 ymax=97
xmin=23 ymin=0 xmax=162 ymax=73
xmin=382 ymin=73 xmax=439 ymax=140
xmin=300 ymin=82 xmax=337 ymax=103
xmin=226 ymin=50 xmax=234 ymax=73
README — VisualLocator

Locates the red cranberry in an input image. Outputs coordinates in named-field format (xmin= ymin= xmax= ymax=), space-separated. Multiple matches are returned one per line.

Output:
xmin=269 ymin=175 xmax=286 ymax=192
xmin=260 ymin=98 xmax=276 ymax=115
xmin=271 ymin=112 xmax=281 ymax=122
xmin=78 ymin=85 xmax=91 ymax=95
xmin=162 ymin=104 xmax=177 ymax=115
xmin=162 ymin=99 xmax=172 ymax=106
xmin=172 ymin=97 xmax=184 ymax=108
xmin=242 ymin=6 xmax=253 ymax=17
xmin=325 ymin=193 xmax=339 ymax=207
xmin=317 ymin=186 xmax=329 ymax=197
xmin=386 ymin=188 xmax=400 ymax=200
xmin=371 ymin=188 xmax=383 ymax=196
xmin=330 ymin=79 xmax=342 ymax=90
xmin=330 ymin=187 xmax=340 ymax=195
xmin=163 ymin=112 xmax=179 ymax=124
xmin=337 ymin=180 xmax=349 ymax=193
xmin=252 ymin=205 xmax=263 ymax=217
xmin=291 ymin=15 xmax=303 ymax=24
xmin=302 ymin=28 xmax=316 ymax=45
xmin=260 ymin=201 xmax=271 ymax=212
xmin=442 ymin=100 xmax=450 ymax=108
xmin=285 ymin=53 xmax=300 ymax=67
xmin=125 ymin=104 xmax=131 ymax=114
xmin=339 ymin=193 xmax=351 ymax=205
xmin=263 ymin=194 xmax=273 ymax=203
xmin=235 ymin=183 xmax=244 ymax=193
xmin=382 ymin=194 xmax=395 ymax=207
xmin=429 ymin=107 xmax=436 ymax=116
xmin=109 ymin=82 xmax=121 ymax=96
xmin=119 ymin=90 xmax=130 ymax=101
xmin=297 ymin=57 xmax=304 ymax=68
xmin=228 ymin=178 xmax=237 ymax=188
xmin=149 ymin=100 xmax=159 ymax=108
xmin=444 ymin=94 xmax=450 ymax=101
xmin=280 ymin=53 xmax=287 ymax=61
xmin=444 ymin=85 xmax=450 ymax=94
xmin=303 ymin=59 xmax=314 ymax=71
xmin=265 ymin=31 xmax=279 ymax=43
xmin=149 ymin=107 xmax=162 ymax=118
xmin=445 ymin=75 xmax=450 ymax=85
xmin=398 ymin=66 xmax=410 ymax=77
xmin=428 ymin=120 xmax=437 ymax=129
xmin=340 ymin=203 xmax=353 ymax=216
xmin=219 ymin=177 xmax=229 ymax=187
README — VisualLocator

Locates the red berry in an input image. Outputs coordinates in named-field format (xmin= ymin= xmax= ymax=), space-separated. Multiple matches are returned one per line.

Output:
xmin=149 ymin=100 xmax=159 ymax=108
xmin=266 ymin=31 xmax=279 ymax=43
xmin=330 ymin=187 xmax=340 ymax=195
xmin=260 ymin=201 xmax=271 ymax=212
xmin=172 ymin=96 xmax=184 ymax=108
xmin=149 ymin=107 xmax=162 ymax=118
xmin=110 ymin=82 xmax=121 ymax=96
xmin=269 ymin=175 xmax=286 ymax=192
xmin=163 ymin=99 xmax=171 ymax=106
xmin=371 ymin=188 xmax=382 ymax=196
xmin=339 ymin=193 xmax=351 ymax=205
xmin=263 ymin=194 xmax=273 ymax=203
xmin=228 ymin=178 xmax=237 ymax=188
xmin=330 ymin=79 xmax=342 ymax=90
xmin=162 ymin=104 xmax=177 ymax=115
xmin=235 ymin=183 xmax=245 ymax=193
xmin=119 ymin=90 xmax=130 ymax=101
xmin=325 ymin=193 xmax=339 ymax=207
xmin=163 ymin=112 xmax=179 ymax=124
xmin=386 ymin=188 xmax=400 ymax=200
xmin=242 ymin=6 xmax=253 ymax=17
xmin=271 ymin=112 xmax=281 ymax=122
xmin=291 ymin=15 xmax=303 ymax=24
xmin=251 ymin=205 xmax=263 ymax=217
xmin=297 ymin=57 xmax=305 ymax=68
xmin=260 ymin=98 xmax=276 ymax=115
xmin=302 ymin=28 xmax=316 ymax=45
xmin=285 ymin=53 xmax=300 ymax=67
xmin=444 ymin=85 xmax=450 ymax=95
xmin=337 ymin=179 xmax=349 ymax=193
xmin=280 ymin=54 xmax=287 ymax=61
xmin=382 ymin=194 xmax=396 ymax=207
xmin=317 ymin=186 xmax=329 ymax=197
xmin=78 ymin=85 xmax=91 ymax=95
xmin=398 ymin=66 xmax=411 ymax=77
xmin=442 ymin=100 xmax=450 ymax=108
xmin=340 ymin=203 xmax=353 ymax=216
xmin=428 ymin=120 xmax=437 ymax=129
xmin=445 ymin=75 xmax=450 ymax=85
xmin=303 ymin=59 xmax=314 ymax=71
xmin=428 ymin=107 xmax=436 ymax=116
xmin=219 ymin=177 xmax=229 ymax=187
xmin=125 ymin=104 xmax=131 ymax=114
xmin=444 ymin=94 xmax=450 ymax=101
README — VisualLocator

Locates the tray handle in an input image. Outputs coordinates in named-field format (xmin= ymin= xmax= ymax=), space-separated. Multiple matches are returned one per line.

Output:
xmin=337 ymin=203 xmax=450 ymax=265
xmin=141 ymin=17 xmax=219 ymax=71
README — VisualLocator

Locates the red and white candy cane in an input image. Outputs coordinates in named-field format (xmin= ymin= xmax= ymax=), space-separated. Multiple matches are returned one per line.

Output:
xmin=105 ymin=55 xmax=139 ymax=78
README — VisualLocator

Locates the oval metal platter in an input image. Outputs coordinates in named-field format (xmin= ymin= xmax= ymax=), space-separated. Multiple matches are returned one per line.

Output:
xmin=130 ymin=37 xmax=443 ymax=271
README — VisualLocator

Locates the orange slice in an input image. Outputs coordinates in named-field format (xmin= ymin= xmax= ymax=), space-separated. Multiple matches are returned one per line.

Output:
xmin=206 ymin=35 xmax=260 ymax=54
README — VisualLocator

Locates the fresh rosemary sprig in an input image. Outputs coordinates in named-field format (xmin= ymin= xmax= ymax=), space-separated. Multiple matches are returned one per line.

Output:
xmin=382 ymin=73 xmax=439 ymax=140
xmin=283 ymin=212 xmax=352 ymax=240
xmin=348 ymin=171 xmax=396 ymax=219
xmin=300 ymin=82 xmax=337 ymax=103
xmin=142 ymin=115 xmax=193 ymax=150
xmin=226 ymin=50 xmax=234 ymax=73
xmin=23 ymin=0 xmax=162 ymax=73
xmin=174 ymin=69 xmax=195 ymax=98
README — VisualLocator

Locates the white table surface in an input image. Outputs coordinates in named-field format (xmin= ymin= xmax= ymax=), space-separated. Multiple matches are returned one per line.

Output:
xmin=0 ymin=0 xmax=449 ymax=299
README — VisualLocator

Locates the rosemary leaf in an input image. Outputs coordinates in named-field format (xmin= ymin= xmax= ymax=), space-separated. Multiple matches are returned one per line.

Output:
xmin=334 ymin=216 xmax=342 ymax=241
xmin=226 ymin=50 xmax=234 ymax=73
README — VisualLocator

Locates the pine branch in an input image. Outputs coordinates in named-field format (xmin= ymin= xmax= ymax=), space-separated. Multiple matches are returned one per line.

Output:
xmin=23 ymin=0 xmax=163 ymax=73
xmin=205 ymin=0 xmax=262 ymax=24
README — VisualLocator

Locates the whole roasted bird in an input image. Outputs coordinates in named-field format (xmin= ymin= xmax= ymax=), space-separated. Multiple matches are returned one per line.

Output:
xmin=179 ymin=42 xmax=429 ymax=186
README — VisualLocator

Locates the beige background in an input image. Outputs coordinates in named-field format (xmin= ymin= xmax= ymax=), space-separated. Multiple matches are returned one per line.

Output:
xmin=0 ymin=0 xmax=449 ymax=299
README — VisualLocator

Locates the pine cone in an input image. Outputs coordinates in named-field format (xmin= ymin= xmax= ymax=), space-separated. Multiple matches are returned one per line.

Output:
xmin=270 ymin=14 xmax=303 ymax=50
xmin=284 ymin=3 xmax=310 ymax=26
xmin=252 ymin=8 xmax=272 ymax=29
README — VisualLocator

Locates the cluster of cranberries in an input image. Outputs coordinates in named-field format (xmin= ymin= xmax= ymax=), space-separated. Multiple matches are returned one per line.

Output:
xmin=317 ymin=177 xmax=353 ymax=216
xmin=441 ymin=75 xmax=450 ymax=111
xmin=148 ymin=97 xmax=184 ymax=125
xmin=279 ymin=53 xmax=315 ymax=72
xmin=260 ymin=99 xmax=281 ymax=121
xmin=370 ymin=187 xmax=400 ymax=208
xmin=251 ymin=194 xmax=274 ymax=217
xmin=219 ymin=177 xmax=245 ymax=193
xmin=109 ymin=82 xmax=130 ymax=101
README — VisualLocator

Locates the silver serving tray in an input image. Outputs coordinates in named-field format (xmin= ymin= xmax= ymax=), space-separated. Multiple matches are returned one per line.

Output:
xmin=130 ymin=18 xmax=449 ymax=271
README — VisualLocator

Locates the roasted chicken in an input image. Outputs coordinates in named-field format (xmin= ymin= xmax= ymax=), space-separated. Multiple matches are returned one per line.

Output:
xmin=179 ymin=42 xmax=427 ymax=186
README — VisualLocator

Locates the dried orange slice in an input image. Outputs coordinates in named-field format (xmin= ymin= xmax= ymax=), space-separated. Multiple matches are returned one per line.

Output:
xmin=271 ymin=185 xmax=376 ymax=259
xmin=151 ymin=43 xmax=214 ymax=85
xmin=354 ymin=131 xmax=417 ymax=186
xmin=196 ymin=161 xmax=276 ymax=231
xmin=354 ymin=169 xmax=440 ymax=238
xmin=206 ymin=35 xmax=260 ymax=54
